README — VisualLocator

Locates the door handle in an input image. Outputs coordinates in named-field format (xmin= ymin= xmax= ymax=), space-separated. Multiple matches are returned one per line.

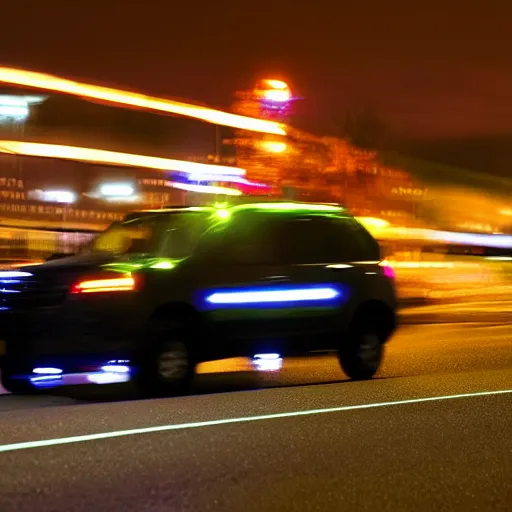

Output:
xmin=259 ymin=275 xmax=290 ymax=283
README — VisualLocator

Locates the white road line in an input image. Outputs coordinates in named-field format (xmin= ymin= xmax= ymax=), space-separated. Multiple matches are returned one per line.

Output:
xmin=0 ymin=389 xmax=511 ymax=454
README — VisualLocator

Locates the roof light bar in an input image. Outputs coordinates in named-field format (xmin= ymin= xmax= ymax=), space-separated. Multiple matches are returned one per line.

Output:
xmin=234 ymin=202 xmax=344 ymax=212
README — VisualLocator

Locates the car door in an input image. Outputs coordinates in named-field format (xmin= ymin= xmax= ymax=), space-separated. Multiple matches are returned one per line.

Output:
xmin=190 ymin=212 xmax=293 ymax=356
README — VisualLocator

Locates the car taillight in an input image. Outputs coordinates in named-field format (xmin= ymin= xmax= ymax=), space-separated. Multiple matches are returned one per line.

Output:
xmin=378 ymin=260 xmax=396 ymax=279
xmin=71 ymin=275 xmax=137 ymax=294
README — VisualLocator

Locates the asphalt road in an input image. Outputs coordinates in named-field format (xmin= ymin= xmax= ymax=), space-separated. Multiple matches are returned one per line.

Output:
xmin=0 ymin=322 xmax=511 ymax=511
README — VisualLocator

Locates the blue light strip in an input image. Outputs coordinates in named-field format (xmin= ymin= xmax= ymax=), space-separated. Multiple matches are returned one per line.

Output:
xmin=199 ymin=284 xmax=345 ymax=310
xmin=207 ymin=287 xmax=339 ymax=304
xmin=33 ymin=367 xmax=63 ymax=375
xmin=0 ymin=271 xmax=32 ymax=278
xmin=252 ymin=353 xmax=283 ymax=372
xmin=30 ymin=375 xmax=63 ymax=385
xmin=100 ymin=365 xmax=130 ymax=373
xmin=18 ymin=360 xmax=134 ymax=389
xmin=186 ymin=173 xmax=270 ymax=188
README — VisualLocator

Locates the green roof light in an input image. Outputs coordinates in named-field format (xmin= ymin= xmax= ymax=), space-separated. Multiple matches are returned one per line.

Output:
xmin=215 ymin=208 xmax=231 ymax=220
xmin=234 ymin=202 xmax=344 ymax=213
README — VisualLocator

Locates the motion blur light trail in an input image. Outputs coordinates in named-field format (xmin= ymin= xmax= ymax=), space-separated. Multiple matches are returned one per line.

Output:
xmin=205 ymin=286 xmax=341 ymax=305
xmin=0 ymin=390 xmax=510 ymax=453
xmin=0 ymin=141 xmax=246 ymax=177
xmin=381 ymin=226 xmax=512 ymax=249
xmin=0 ymin=67 xmax=286 ymax=135
xmin=170 ymin=182 xmax=241 ymax=196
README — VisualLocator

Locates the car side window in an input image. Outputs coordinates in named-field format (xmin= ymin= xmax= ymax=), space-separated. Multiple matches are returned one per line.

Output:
xmin=276 ymin=217 xmax=343 ymax=264
xmin=159 ymin=214 xmax=210 ymax=259
xmin=159 ymin=227 xmax=194 ymax=259
xmin=225 ymin=215 xmax=280 ymax=265
xmin=327 ymin=218 xmax=381 ymax=261
xmin=194 ymin=213 xmax=280 ymax=265
xmin=275 ymin=216 xmax=380 ymax=264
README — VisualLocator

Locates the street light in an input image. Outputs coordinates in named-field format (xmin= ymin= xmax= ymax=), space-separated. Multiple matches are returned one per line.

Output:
xmin=256 ymin=79 xmax=294 ymax=121
xmin=264 ymin=80 xmax=288 ymax=90
xmin=258 ymin=79 xmax=292 ymax=103
xmin=263 ymin=89 xmax=292 ymax=102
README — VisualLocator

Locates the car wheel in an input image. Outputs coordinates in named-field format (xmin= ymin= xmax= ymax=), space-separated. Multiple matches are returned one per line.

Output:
xmin=135 ymin=322 xmax=196 ymax=397
xmin=338 ymin=318 xmax=384 ymax=380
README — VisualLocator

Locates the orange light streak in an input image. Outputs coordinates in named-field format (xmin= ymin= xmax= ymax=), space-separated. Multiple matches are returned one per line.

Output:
xmin=0 ymin=140 xmax=246 ymax=176
xmin=0 ymin=67 xmax=286 ymax=136
xmin=71 ymin=276 xmax=136 ymax=294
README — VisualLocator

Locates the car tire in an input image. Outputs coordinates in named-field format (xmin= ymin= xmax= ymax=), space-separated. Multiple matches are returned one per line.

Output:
xmin=338 ymin=315 xmax=384 ymax=380
xmin=135 ymin=321 xmax=196 ymax=398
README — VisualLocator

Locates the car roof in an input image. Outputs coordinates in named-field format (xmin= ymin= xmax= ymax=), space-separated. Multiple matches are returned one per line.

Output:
xmin=229 ymin=201 xmax=346 ymax=214
xmin=124 ymin=201 xmax=348 ymax=221
xmin=122 ymin=207 xmax=214 ymax=221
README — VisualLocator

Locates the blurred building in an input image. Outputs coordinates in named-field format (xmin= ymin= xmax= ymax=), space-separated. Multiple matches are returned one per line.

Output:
xmin=0 ymin=68 xmax=279 ymax=234
xmin=0 ymin=67 xmax=510 ymax=240
xmin=232 ymin=81 xmax=422 ymax=224
xmin=380 ymin=152 xmax=512 ymax=233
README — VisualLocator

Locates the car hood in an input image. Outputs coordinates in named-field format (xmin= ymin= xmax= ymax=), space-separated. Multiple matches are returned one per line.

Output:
xmin=27 ymin=253 xmax=185 ymax=276
xmin=35 ymin=252 xmax=125 ymax=272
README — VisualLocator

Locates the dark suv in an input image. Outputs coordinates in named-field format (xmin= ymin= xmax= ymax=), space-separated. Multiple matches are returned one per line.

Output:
xmin=0 ymin=201 xmax=397 ymax=396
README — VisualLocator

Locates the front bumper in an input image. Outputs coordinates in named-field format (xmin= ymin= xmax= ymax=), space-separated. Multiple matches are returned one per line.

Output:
xmin=0 ymin=302 xmax=143 ymax=389
xmin=1 ymin=354 xmax=134 ymax=389
xmin=1 ymin=299 xmax=142 ymax=352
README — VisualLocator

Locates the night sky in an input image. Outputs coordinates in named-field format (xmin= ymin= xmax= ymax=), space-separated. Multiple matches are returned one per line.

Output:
xmin=2 ymin=1 xmax=512 ymax=170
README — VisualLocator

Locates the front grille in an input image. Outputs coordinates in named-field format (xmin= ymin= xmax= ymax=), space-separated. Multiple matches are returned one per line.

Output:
xmin=0 ymin=276 xmax=68 ymax=311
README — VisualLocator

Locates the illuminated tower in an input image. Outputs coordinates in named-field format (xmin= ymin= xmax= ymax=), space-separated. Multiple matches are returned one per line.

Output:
xmin=233 ymin=79 xmax=294 ymax=123
xmin=231 ymin=79 xmax=294 ymax=188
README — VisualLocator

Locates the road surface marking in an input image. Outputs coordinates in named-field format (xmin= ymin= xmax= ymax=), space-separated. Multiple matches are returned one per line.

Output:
xmin=0 ymin=389 xmax=511 ymax=453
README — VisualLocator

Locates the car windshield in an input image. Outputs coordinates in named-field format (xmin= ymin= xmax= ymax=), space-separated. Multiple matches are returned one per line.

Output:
xmin=89 ymin=212 xmax=212 ymax=258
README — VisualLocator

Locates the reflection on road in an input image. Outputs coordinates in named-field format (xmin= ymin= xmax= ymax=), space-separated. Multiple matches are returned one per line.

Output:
xmin=1 ymin=321 xmax=511 ymax=411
